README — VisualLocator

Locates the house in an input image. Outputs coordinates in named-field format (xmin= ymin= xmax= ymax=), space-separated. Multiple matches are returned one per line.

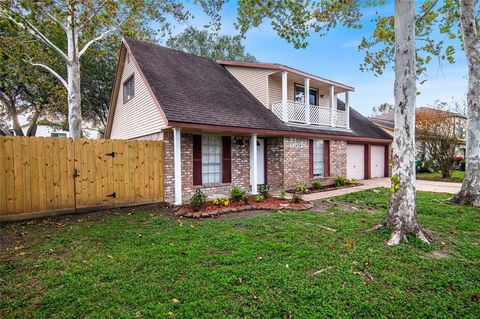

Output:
xmin=369 ymin=107 xmax=467 ymax=157
xmin=105 ymin=37 xmax=392 ymax=204
xmin=20 ymin=123 xmax=69 ymax=138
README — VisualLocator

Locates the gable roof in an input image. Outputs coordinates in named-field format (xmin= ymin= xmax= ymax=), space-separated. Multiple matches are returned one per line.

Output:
xmin=107 ymin=37 xmax=391 ymax=142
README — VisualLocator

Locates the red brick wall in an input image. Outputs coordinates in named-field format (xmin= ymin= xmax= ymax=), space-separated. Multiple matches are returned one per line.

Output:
xmin=283 ymin=137 xmax=310 ymax=188
xmin=265 ymin=137 xmax=284 ymax=190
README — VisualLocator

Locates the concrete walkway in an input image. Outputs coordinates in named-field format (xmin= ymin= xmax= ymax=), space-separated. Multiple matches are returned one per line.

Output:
xmin=303 ymin=178 xmax=461 ymax=201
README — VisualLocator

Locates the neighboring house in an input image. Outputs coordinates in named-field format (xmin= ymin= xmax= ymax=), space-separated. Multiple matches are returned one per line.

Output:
xmin=20 ymin=123 xmax=69 ymax=138
xmin=106 ymin=37 xmax=392 ymax=204
xmin=369 ymin=107 xmax=467 ymax=157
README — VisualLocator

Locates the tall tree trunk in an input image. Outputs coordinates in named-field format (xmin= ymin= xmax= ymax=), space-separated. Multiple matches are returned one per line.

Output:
xmin=384 ymin=0 xmax=431 ymax=245
xmin=453 ymin=0 xmax=480 ymax=207
xmin=67 ymin=7 xmax=83 ymax=138
xmin=25 ymin=108 xmax=40 ymax=136
xmin=7 ymin=96 xmax=24 ymax=136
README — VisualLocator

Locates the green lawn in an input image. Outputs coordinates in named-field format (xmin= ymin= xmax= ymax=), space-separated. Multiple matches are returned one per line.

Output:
xmin=417 ymin=170 xmax=465 ymax=183
xmin=1 ymin=189 xmax=479 ymax=318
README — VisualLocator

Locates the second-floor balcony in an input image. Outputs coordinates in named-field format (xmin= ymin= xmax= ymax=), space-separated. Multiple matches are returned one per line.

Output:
xmin=271 ymin=100 xmax=348 ymax=128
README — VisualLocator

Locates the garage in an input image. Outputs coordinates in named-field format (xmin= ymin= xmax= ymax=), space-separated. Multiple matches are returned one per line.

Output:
xmin=370 ymin=145 xmax=386 ymax=178
xmin=347 ymin=144 xmax=365 ymax=179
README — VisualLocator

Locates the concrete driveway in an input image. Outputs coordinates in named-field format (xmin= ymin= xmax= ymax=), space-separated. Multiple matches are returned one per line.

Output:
xmin=303 ymin=177 xmax=461 ymax=201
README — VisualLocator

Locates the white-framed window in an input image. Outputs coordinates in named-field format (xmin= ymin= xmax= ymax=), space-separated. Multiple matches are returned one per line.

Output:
xmin=51 ymin=132 xmax=67 ymax=138
xmin=202 ymin=136 xmax=222 ymax=184
xmin=123 ymin=75 xmax=135 ymax=103
xmin=313 ymin=140 xmax=324 ymax=177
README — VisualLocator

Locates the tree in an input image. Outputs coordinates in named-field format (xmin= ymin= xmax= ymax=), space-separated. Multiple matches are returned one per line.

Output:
xmin=372 ymin=102 xmax=394 ymax=115
xmin=1 ymin=0 xmax=218 ymax=137
xmin=416 ymin=107 xmax=462 ymax=178
xmin=452 ymin=0 xmax=480 ymax=207
xmin=166 ymin=26 xmax=256 ymax=61
xmin=358 ymin=0 xmax=480 ymax=207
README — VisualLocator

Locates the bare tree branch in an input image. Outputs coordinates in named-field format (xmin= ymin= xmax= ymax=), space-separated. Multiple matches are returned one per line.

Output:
xmin=79 ymin=28 xmax=115 ymax=57
xmin=4 ymin=11 xmax=70 ymax=63
xmin=28 ymin=61 xmax=68 ymax=89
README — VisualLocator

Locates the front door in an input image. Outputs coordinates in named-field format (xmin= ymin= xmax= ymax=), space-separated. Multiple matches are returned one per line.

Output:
xmin=257 ymin=138 xmax=265 ymax=184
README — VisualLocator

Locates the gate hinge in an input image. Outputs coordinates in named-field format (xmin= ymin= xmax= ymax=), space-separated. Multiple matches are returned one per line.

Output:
xmin=72 ymin=168 xmax=80 ymax=178
xmin=105 ymin=152 xmax=116 ymax=157
xmin=107 ymin=192 xmax=116 ymax=198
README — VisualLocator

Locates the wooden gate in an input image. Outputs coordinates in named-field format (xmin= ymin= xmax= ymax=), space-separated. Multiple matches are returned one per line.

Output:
xmin=0 ymin=136 xmax=164 ymax=221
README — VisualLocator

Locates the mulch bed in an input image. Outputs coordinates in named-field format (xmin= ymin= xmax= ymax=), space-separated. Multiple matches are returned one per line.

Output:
xmin=286 ymin=183 xmax=362 ymax=194
xmin=176 ymin=196 xmax=314 ymax=219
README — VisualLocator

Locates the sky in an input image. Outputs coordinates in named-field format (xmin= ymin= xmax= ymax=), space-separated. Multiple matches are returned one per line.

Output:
xmin=168 ymin=1 xmax=468 ymax=116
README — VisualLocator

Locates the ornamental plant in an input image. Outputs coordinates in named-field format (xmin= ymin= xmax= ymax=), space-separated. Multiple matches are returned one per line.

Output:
xmin=190 ymin=189 xmax=207 ymax=211
xmin=230 ymin=187 xmax=246 ymax=201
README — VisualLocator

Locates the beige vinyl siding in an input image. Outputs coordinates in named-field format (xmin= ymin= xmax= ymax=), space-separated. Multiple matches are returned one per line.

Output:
xmin=110 ymin=52 xmax=167 ymax=139
xmin=224 ymin=66 xmax=275 ymax=107
xmin=268 ymin=74 xmax=338 ymax=109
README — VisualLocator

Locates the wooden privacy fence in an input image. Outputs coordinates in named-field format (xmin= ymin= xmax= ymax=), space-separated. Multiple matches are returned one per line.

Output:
xmin=0 ymin=136 xmax=164 ymax=221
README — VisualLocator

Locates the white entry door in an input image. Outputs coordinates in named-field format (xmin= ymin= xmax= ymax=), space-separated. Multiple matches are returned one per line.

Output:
xmin=250 ymin=138 xmax=265 ymax=185
xmin=371 ymin=145 xmax=386 ymax=178
xmin=347 ymin=144 xmax=365 ymax=179
xmin=257 ymin=138 xmax=265 ymax=184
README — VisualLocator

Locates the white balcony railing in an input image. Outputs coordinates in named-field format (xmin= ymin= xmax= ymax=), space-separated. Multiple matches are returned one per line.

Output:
xmin=271 ymin=100 xmax=348 ymax=128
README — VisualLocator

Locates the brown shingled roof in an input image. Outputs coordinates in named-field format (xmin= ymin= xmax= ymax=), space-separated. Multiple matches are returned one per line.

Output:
xmin=123 ymin=37 xmax=391 ymax=142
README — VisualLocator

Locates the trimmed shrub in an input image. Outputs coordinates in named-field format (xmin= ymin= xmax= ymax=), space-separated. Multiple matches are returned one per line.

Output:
xmin=279 ymin=189 xmax=286 ymax=200
xmin=333 ymin=176 xmax=348 ymax=187
xmin=311 ymin=180 xmax=322 ymax=190
xmin=230 ymin=187 xmax=246 ymax=201
xmin=258 ymin=184 xmax=270 ymax=198
xmin=190 ymin=188 xmax=207 ymax=211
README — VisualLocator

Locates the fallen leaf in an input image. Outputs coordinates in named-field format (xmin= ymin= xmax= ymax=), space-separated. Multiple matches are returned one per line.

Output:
xmin=171 ymin=298 xmax=181 ymax=304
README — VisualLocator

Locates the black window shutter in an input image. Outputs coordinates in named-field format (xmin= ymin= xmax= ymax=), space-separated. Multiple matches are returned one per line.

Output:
xmin=222 ymin=137 xmax=232 ymax=183
xmin=193 ymin=135 xmax=202 ymax=185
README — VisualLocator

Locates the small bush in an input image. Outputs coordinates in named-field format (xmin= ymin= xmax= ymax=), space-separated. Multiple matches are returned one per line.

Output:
xmin=258 ymin=184 xmax=270 ymax=198
xmin=279 ymin=189 xmax=286 ymax=200
xmin=291 ymin=191 xmax=303 ymax=203
xmin=347 ymin=178 xmax=357 ymax=185
xmin=311 ymin=180 xmax=322 ymax=190
xmin=459 ymin=160 xmax=466 ymax=171
xmin=254 ymin=194 xmax=264 ymax=202
xmin=213 ymin=197 xmax=229 ymax=206
xmin=241 ymin=194 xmax=249 ymax=204
xmin=296 ymin=184 xmax=308 ymax=194
xmin=230 ymin=187 xmax=246 ymax=201
xmin=333 ymin=176 xmax=348 ymax=187
xmin=190 ymin=189 xmax=207 ymax=211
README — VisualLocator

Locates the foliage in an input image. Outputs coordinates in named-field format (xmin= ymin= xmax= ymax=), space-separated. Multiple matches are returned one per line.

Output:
xmin=241 ymin=194 xmax=249 ymax=204
xmin=372 ymin=102 xmax=394 ymax=116
xmin=295 ymin=184 xmax=308 ymax=194
xmin=213 ymin=197 xmax=229 ymax=207
xmin=230 ymin=186 xmax=246 ymax=202
xmin=416 ymin=157 xmax=438 ymax=173
xmin=279 ymin=189 xmax=286 ymax=200
xmin=190 ymin=188 xmax=207 ymax=211
xmin=254 ymin=194 xmax=264 ymax=202
xmin=291 ymin=191 xmax=303 ymax=203
xmin=311 ymin=180 xmax=322 ymax=190
xmin=166 ymin=26 xmax=256 ymax=61
xmin=1 ymin=189 xmax=479 ymax=318
xmin=390 ymin=174 xmax=401 ymax=193
xmin=347 ymin=178 xmax=357 ymax=185
xmin=416 ymin=106 xmax=461 ymax=178
xmin=333 ymin=176 xmax=349 ymax=187
xmin=258 ymin=184 xmax=270 ymax=198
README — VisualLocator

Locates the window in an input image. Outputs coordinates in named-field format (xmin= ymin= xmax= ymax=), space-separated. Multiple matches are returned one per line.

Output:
xmin=313 ymin=140 xmax=324 ymax=177
xmin=294 ymin=84 xmax=318 ymax=106
xmin=51 ymin=132 xmax=67 ymax=138
xmin=123 ymin=76 xmax=135 ymax=103
xmin=202 ymin=136 xmax=222 ymax=184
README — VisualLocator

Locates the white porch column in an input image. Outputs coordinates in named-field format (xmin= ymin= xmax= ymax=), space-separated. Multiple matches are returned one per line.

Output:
xmin=173 ymin=127 xmax=182 ymax=205
xmin=304 ymin=77 xmax=310 ymax=125
xmin=345 ymin=91 xmax=350 ymax=129
xmin=250 ymin=133 xmax=258 ymax=195
xmin=281 ymin=71 xmax=288 ymax=122
xmin=329 ymin=85 xmax=335 ymax=127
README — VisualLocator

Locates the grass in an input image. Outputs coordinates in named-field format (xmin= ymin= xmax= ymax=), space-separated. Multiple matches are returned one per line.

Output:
xmin=417 ymin=170 xmax=465 ymax=183
xmin=1 ymin=189 xmax=479 ymax=318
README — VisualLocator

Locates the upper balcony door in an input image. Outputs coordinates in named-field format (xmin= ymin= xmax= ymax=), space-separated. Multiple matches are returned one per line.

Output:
xmin=294 ymin=84 xmax=318 ymax=106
